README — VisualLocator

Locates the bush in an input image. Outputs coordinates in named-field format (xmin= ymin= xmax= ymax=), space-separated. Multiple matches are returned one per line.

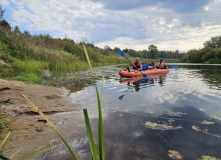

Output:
xmin=14 ymin=59 xmax=49 ymax=76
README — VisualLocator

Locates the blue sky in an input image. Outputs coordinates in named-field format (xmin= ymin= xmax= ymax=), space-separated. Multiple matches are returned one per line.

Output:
xmin=1 ymin=0 xmax=221 ymax=51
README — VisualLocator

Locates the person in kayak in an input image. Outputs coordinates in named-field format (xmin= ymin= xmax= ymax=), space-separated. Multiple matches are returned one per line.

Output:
xmin=155 ymin=58 xmax=166 ymax=69
xmin=130 ymin=57 xmax=142 ymax=70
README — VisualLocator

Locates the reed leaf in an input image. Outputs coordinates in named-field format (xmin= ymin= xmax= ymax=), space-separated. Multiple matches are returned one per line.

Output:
xmin=101 ymin=75 xmax=104 ymax=99
xmin=18 ymin=145 xmax=45 ymax=160
xmin=83 ymin=44 xmax=105 ymax=160
xmin=83 ymin=109 xmax=98 ymax=160
xmin=0 ymin=131 xmax=11 ymax=148
xmin=22 ymin=145 xmax=58 ymax=160
xmin=9 ymin=147 xmax=24 ymax=159
xmin=9 ymin=88 xmax=78 ymax=160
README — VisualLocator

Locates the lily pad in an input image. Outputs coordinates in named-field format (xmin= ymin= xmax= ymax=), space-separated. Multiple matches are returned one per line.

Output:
xmin=201 ymin=120 xmax=214 ymax=125
xmin=168 ymin=150 xmax=182 ymax=159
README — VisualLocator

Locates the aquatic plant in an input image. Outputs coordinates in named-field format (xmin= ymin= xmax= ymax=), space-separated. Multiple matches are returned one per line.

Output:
xmin=201 ymin=120 xmax=214 ymax=125
xmin=198 ymin=155 xmax=219 ymax=160
xmin=145 ymin=121 xmax=158 ymax=128
xmin=167 ymin=150 xmax=182 ymax=160
xmin=192 ymin=125 xmax=220 ymax=138
xmin=192 ymin=125 xmax=201 ymax=132
xmin=83 ymin=43 xmax=105 ymax=160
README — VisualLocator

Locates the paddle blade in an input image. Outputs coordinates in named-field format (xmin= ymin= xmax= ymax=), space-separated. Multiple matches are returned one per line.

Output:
xmin=170 ymin=66 xmax=178 ymax=68
xmin=118 ymin=50 xmax=125 ymax=57
xmin=142 ymin=73 xmax=147 ymax=77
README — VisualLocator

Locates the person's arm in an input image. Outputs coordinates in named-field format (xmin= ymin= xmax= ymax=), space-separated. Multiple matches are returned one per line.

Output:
xmin=161 ymin=61 xmax=165 ymax=67
xmin=139 ymin=63 xmax=142 ymax=70
xmin=130 ymin=62 xmax=134 ymax=66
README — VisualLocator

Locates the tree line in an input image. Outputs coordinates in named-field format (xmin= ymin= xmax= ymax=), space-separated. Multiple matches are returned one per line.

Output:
xmin=181 ymin=36 xmax=221 ymax=64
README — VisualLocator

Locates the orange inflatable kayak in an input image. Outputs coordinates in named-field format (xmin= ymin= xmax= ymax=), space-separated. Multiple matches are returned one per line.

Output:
xmin=119 ymin=68 xmax=169 ymax=77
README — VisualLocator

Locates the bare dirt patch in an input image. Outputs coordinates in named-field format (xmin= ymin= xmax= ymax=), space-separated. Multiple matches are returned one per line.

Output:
xmin=0 ymin=79 xmax=87 ymax=159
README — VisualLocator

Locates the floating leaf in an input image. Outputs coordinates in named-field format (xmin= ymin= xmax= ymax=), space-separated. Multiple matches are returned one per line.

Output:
xmin=201 ymin=120 xmax=214 ymax=125
xmin=158 ymin=124 xmax=173 ymax=130
xmin=198 ymin=155 xmax=220 ymax=160
xmin=192 ymin=125 xmax=201 ymax=132
xmin=168 ymin=150 xmax=182 ymax=159
xmin=145 ymin=121 xmax=182 ymax=130
xmin=216 ymin=114 xmax=221 ymax=118
xmin=145 ymin=121 xmax=158 ymax=128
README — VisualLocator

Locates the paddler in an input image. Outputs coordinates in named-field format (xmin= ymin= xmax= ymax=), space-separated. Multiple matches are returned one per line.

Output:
xmin=130 ymin=57 xmax=142 ymax=70
xmin=155 ymin=58 xmax=166 ymax=69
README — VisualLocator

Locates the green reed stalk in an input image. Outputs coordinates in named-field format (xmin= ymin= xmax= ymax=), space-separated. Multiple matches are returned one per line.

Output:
xmin=83 ymin=109 xmax=99 ymax=160
xmin=18 ymin=145 xmax=45 ymax=160
xmin=0 ymin=131 xmax=11 ymax=148
xmin=22 ymin=145 xmax=58 ymax=160
xmin=83 ymin=44 xmax=105 ymax=160
xmin=9 ymin=147 xmax=24 ymax=159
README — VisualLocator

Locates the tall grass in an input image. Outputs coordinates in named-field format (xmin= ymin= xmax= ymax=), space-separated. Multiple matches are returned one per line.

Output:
xmin=0 ymin=27 xmax=127 ymax=83
xmin=83 ymin=43 xmax=105 ymax=160
xmin=0 ymin=131 xmax=58 ymax=160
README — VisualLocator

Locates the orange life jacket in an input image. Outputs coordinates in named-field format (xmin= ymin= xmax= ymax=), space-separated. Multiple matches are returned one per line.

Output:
xmin=131 ymin=62 xmax=142 ymax=70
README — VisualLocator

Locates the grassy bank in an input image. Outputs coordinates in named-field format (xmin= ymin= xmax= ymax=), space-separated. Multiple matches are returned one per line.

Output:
xmin=0 ymin=27 xmax=180 ymax=83
xmin=0 ymin=27 xmax=128 ymax=83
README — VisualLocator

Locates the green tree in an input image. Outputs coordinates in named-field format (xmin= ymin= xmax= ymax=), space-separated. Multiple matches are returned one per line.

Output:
xmin=148 ymin=44 xmax=158 ymax=59
xmin=104 ymin=45 xmax=111 ymax=50
xmin=113 ymin=47 xmax=120 ymax=53
xmin=123 ymin=48 xmax=128 ymax=53
xmin=14 ymin=26 xmax=21 ymax=35
xmin=0 ymin=5 xmax=4 ymax=20
xmin=204 ymin=36 xmax=221 ymax=48
xmin=201 ymin=49 xmax=215 ymax=62
xmin=0 ymin=5 xmax=11 ymax=29
xmin=142 ymin=49 xmax=148 ymax=58
xmin=215 ymin=48 xmax=221 ymax=59
xmin=24 ymin=30 xmax=31 ymax=36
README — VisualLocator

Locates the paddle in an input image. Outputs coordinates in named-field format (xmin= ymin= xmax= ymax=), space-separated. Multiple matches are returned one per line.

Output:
xmin=118 ymin=50 xmax=148 ymax=77
xmin=169 ymin=66 xmax=178 ymax=68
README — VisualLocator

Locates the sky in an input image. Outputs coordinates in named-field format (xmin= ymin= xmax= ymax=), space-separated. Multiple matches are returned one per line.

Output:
xmin=1 ymin=0 xmax=221 ymax=52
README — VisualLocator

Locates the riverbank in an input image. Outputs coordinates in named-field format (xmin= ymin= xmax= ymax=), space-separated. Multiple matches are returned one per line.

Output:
xmin=0 ymin=79 xmax=88 ymax=159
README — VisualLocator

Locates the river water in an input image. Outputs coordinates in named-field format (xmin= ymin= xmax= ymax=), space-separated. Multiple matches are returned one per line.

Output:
xmin=40 ymin=64 xmax=221 ymax=159
xmin=61 ymin=63 xmax=221 ymax=160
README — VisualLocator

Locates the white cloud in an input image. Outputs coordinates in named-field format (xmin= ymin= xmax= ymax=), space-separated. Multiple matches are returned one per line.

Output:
xmin=0 ymin=0 xmax=10 ymax=6
xmin=3 ymin=0 xmax=221 ymax=51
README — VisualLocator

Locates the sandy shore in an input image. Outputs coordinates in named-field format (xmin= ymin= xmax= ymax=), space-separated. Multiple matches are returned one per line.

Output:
xmin=0 ymin=79 xmax=88 ymax=159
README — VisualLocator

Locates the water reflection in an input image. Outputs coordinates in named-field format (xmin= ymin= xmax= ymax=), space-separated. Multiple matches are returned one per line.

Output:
xmin=120 ymin=74 xmax=167 ymax=91
xmin=118 ymin=74 xmax=167 ymax=100
xmin=168 ymin=64 xmax=221 ymax=90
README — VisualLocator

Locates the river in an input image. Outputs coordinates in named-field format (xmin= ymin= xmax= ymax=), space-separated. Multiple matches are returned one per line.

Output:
xmin=37 ymin=63 xmax=221 ymax=160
